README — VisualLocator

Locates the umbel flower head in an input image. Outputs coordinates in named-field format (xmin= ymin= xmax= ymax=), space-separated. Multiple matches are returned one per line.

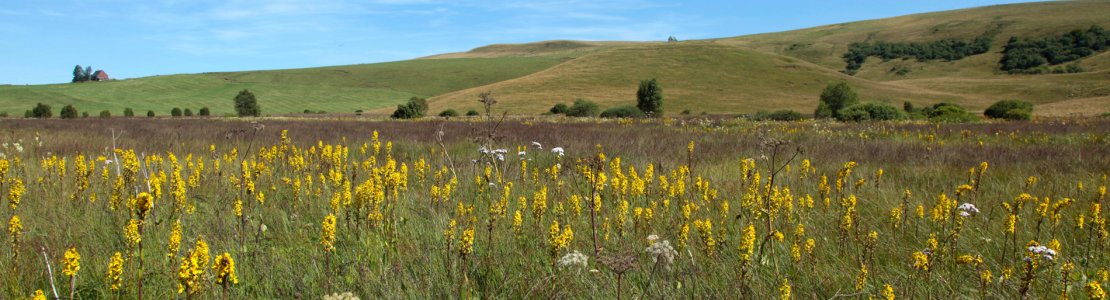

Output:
xmin=557 ymin=250 xmax=589 ymax=270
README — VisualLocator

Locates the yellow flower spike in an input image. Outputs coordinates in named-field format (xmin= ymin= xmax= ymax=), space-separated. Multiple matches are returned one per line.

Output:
xmin=321 ymin=214 xmax=337 ymax=252
xmin=881 ymin=284 xmax=895 ymax=300
xmin=779 ymin=278 xmax=791 ymax=300
xmin=106 ymin=252 xmax=124 ymax=290
xmin=62 ymin=246 xmax=80 ymax=277
xmin=213 ymin=252 xmax=238 ymax=286
xmin=1089 ymin=281 xmax=1107 ymax=300
xmin=32 ymin=289 xmax=46 ymax=300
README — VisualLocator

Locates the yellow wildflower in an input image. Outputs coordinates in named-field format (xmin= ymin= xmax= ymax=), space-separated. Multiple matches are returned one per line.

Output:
xmin=107 ymin=252 xmax=124 ymax=290
xmin=62 ymin=246 xmax=80 ymax=277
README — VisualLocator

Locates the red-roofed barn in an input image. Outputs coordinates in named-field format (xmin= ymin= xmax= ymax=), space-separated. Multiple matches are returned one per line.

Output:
xmin=92 ymin=70 xmax=109 ymax=81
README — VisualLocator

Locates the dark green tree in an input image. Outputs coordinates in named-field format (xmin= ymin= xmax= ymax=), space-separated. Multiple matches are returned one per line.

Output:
xmin=466 ymin=110 xmax=480 ymax=116
xmin=636 ymin=79 xmax=664 ymax=117
xmin=32 ymin=103 xmax=53 ymax=118
xmin=171 ymin=107 xmax=182 ymax=117
xmin=147 ymin=110 xmax=156 ymax=117
xmin=815 ymin=82 xmax=859 ymax=119
xmin=72 ymin=65 xmax=86 ymax=83
xmin=99 ymin=110 xmax=111 ymax=118
xmin=233 ymin=89 xmax=261 ymax=117
xmin=60 ymin=105 xmax=78 ymax=119
xmin=184 ymin=108 xmax=193 ymax=117
xmin=199 ymin=107 xmax=210 ymax=116
xmin=123 ymin=108 xmax=135 ymax=117
xmin=391 ymin=97 xmax=429 ymax=119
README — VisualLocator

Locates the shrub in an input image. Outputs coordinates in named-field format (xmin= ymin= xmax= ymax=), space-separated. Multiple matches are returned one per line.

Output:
xmin=466 ymin=110 xmax=480 ymax=116
xmin=984 ymin=100 xmax=1033 ymax=120
xmin=171 ymin=107 xmax=183 ymax=117
xmin=391 ymin=97 xmax=428 ymax=119
xmin=82 ymin=112 xmax=89 ymax=118
xmin=565 ymin=99 xmax=600 ymax=117
xmin=550 ymin=103 xmax=568 ymax=115
xmin=923 ymin=103 xmax=977 ymax=123
xmin=24 ymin=110 xmax=32 ymax=118
xmin=438 ymin=109 xmax=459 ymax=117
xmin=234 ymin=89 xmax=261 ymax=117
xmin=815 ymin=82 xmax=859 ymax=119
xmin=304 ymin=109 xmax=313 ymax=114
xmin=836 ymin=103 xmax=906 ymax=122
xmin=124 ymin=108 xmax=135 ymax=117
xmin=60 ymin=105 xmax=79 ymax=119
xmin=31 ymin=103 xmax=52 ymax=118
xmin=0 ymin=112 xmax=7 ymax=118
xmin=184 ymin=108 xmax=194 ymax=117
xmin=1002 ymin=109 xmax=1033 ymax=121
xmin=753 ymin=110 xmax=805 ymax=121
xmin=600 ymin=105 xmax=645 ymax=118
xmin=355 ymin=110 xmax=364 ymax=116
xmin=199 ymin=107 xmax=210 ymax=116
xmin=147 ymin=110 xmax=155 ymax=117
xmin=99 ymin=110 xmax=111 ymax=118
xmin=681 ymin=109 xmax=692 ymax=115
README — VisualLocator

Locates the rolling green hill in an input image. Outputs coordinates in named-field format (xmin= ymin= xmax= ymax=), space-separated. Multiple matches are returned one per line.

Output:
xmin=0 ymin=56 xmax=565 ymax=116
xmin=2 ymin=1 xmax=1109 ymax=117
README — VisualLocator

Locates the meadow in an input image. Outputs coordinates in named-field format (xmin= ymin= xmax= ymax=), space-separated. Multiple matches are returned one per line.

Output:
xmin=1 ymin=115 xmax=1109 ymax=299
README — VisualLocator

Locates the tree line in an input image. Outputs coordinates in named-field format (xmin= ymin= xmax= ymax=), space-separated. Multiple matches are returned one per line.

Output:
xmin=1000 ymin=25 xmax=1108 ymax=72
xmin=842 ymin=24 xmax=1109 ymax=74
xmin=842 ymin=31 xmax=995 ymax=73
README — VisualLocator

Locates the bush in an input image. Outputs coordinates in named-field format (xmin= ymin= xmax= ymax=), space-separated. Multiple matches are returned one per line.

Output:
xmin=836 ymin=103 xmax=905 ymax=122
xmin=31 ymin=103 xmax=52 ymax=118
xmin=391 ymin=97 xmax=428 ymax=119
xmin=549 ymin=103 xmax=568 ymax=115
xmin=147 ymin=110 xmax=155 ymax=117
xmin=234 ymin=89 xmax=261 ymax=117
xmin=681 ymin=109 xmax=692 ymax=115
xmin=24 ymin=110 xmax=32 ymax=118
xmin=984 ymin=100 xmax=1033 ymax=120
xmin=600 ymin=105 xmax=646 ymax=118
xmin=199 ymin=107 xmax=210 ymax=116
xmin=1002 ymin=109 xmax=1033 ymax=121
xmin=184 ymin=108 xmax=194 ymax=117
xmin=82 ymin=112 xmax=89 ymax=118
xmin=923 ymin=103 xmax=977 ymax=123
xmin=815 ymin=82 xmax=859 ymax=119
xmin=438 ymin=109 xmax=459 ymax=117
xmin=466 ymin=110 xmax=480 ymax=116
xmin=124 ymin=108 xmax=135 ymax=117
xmin=60 ymin=105 xmax=79 ymax=119
xmin=304 ymin=109 xmax=313 ymax=114
xmin=565 ymin=99 xmax=600 ymax=117
xmin=753 ymin=110 xmax=806 ymax=121
xmin=0 ymin=112 xmax=7 ymax=118
xmin=99 ymin=110 xmax=111 ymax=118
xmin=171 ymin=107 xmax=183 ymax=117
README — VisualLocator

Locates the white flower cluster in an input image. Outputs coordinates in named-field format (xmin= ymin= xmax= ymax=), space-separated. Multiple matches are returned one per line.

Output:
xmin=0 ymin=141 xmax=24 ymax=159
xmin=644 ymin=237 xmax=678 ymax=266
xmin=551 ymin=147 xmax=565 ymax=156
xmin=557 ymin=250 xmax=589 ymax=269
xmin=531 ymin=141 xmax=543 ymax=150
xmin=957 ymin=203 xmax=980 ymax=217
xmin=1027 ymin=245 xmax=1057 ymax=261
xmin=478 ymin=146 xmax=510 ymax=161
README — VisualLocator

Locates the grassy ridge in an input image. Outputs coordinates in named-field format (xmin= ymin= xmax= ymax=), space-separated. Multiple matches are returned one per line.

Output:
xmin=3 ymin=1 xmax=1110 ymax=117
xmin=0 ymin=56 xmax=565 ymax=116
xmin=425 ymin=43 xmax=975 ymax=115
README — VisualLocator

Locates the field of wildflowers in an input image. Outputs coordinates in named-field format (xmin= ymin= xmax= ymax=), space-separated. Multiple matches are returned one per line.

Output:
xmin=1 ymin=116 xmax=1108 ymax=299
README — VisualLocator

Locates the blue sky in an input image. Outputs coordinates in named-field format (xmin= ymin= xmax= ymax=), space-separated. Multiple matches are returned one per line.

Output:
xmin=1 ymin=0 xmax=1039 ymax=85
